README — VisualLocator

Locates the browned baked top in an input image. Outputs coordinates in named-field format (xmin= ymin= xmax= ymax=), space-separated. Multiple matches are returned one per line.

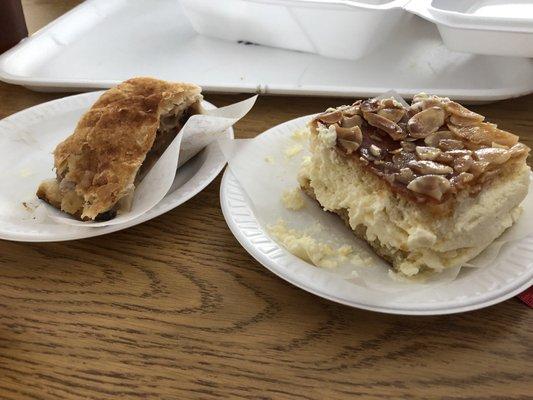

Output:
xmin=311 ymin=94 xmax=530 ymax=203
xmin=52 ymin=77 xmax=202 ymax=219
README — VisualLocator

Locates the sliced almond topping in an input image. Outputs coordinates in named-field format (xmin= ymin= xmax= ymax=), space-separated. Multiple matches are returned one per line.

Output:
xmin=395 ymin=168 xmax=415 ymax=184
xmin=474 ymin=148 xmax=511 ymax=165
xmin=363 ymin=111 xmax=405 ymax=140
xmin=509 ymin=142 xmax=530 ymax=158
xmin=451 ymin=172 xmax=474 ymax=188
xmin=408 ymin=160 xmax=453 ymax=175
xmin=438 ymin=139 xmax=464 ymax=151
xmin=380 ymin=98 xmax=404 ymax=109
xmin=369 ymin=144 xmax=381 ymax=158
xmin=445 ymin=102 xmax=484 ymax=123
xmin=436 ymin=153 xmax=454 ymax=165
xmin=449 ymin=122 xmax=519 ymax=147
xmin=401 ymin=141 xmax=416 ymax=152
xmin=341 ymin=115 xmax=363 ymax=129
xmin=407 ymin=175 xmax=451 ymax=200
xmin=338 ymin=139 xmax=360 ymax=154
xmin=424 ymin=130 xmax=454 ymax=147
xmin=453 ymin=155 xmax=473 ymax=173
xmin=377 ymin=108 xmax=405 ymax=124
xmin=408 ymin=107 xmax=446 ymax=139
xmin=446 ymin=149 xmax=472 ymax=157
xmin=317 ymin=110 xmax=342 ymax=124
xmin=469 ymin=161 xmax=490 ymax=177
xmin=392 ymin=152 xmax=416 ymax=169
xmin=449 ymin=114 xmax=483 ymax=127
xmin=415 ymin=146 xmax=442 ymax=161
xmin=360 ymin=99 xmax=381 ymax=113
xmin=412 ymin=93 xmax=430 ymax=103
xmin=334 ymin=124 xmax=363 ymax=143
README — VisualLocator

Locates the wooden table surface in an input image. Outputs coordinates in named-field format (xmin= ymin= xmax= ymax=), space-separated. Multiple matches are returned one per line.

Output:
xmin=0 ymin=1 xmax=531 ymax=399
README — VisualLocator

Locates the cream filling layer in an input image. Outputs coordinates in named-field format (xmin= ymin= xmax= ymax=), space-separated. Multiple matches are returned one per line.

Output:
xmin=299 ymin=132 xmax=530 ymax=276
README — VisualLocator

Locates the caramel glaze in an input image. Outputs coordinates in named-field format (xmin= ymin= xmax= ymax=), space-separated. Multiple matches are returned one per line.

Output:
xmin=334 ymin=121 xmax=484 ymax=204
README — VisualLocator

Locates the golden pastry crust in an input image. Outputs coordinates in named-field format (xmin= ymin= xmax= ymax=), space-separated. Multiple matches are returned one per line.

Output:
xmin=37 ymin=77 xmax=202 ymax=220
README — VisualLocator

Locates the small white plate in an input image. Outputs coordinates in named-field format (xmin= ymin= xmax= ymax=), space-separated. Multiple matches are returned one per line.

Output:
xmin=0 ymin=91 xmax=231 ymax=242
xmin=219 ymin=117 xmax=533 ymax=315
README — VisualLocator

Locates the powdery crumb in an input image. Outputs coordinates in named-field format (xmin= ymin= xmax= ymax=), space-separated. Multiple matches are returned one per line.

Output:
xmin=284 ymin=144 xmax=302 ymax=158
xmin=268 ymin=220 xmax=373 ymax=270
xmin=351 ymin=252 xmax=375 ymax=267
xmin=264 ymin=156 xmax=274 ymax=164
xmin=338 ymin=245 xmax=353 ymax=257
xmin=291 ymin=128 xmax=308 ymax=141
xmin=337 ymin=244 xmax=353 ymax=262
xmin=281 ymin=188 xmax=305 ymax=211
xmin=268 ymin=219 xmax=339 ymax=269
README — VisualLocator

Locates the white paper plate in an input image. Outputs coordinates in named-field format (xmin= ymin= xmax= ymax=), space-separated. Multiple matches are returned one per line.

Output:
xmin=0 ymin=92 xmax=231 ymax=242
xmin=0 ymin=0 xmax=532 ymax=101
xmin=219 ymin=117 xmax=533 ymax=315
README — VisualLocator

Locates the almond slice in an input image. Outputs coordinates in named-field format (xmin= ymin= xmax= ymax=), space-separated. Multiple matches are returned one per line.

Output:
xmin=408 ymin=160 xmax=453 ymax=175
xmin=378 ymin=108 xmax=405 ymax=124
xmin=474 ymin=148 xmax=511 ymax=164
xmin=407 ymin=175 xmax=451 ymax=200
xmin=317 ymin=110 xmax=343 ymax=124
xmin=363 ymin=112 xmax=405 ymax=140
xmin=415 ymin=146 xmax=442 ymax=161
xmin=408 ymin=107 xmax=446 ymax=139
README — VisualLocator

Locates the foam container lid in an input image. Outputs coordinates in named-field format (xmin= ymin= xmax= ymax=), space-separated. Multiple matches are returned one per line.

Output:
xmin=181 ymin=0 xmax=533 ymax=59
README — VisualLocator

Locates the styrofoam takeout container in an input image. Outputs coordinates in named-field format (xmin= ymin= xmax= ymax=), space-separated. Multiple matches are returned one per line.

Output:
xmin=180 ymin=0 xmax=411 ymax=60
xmin=407 ymin=0 xmax=533 ymax=58
xmin=181 ymin=0 xmax=533 ymax=59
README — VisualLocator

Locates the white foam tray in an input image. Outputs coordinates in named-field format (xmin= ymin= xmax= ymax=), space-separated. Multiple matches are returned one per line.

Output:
xmin=1 ymin=0 xmax=533 ymax=101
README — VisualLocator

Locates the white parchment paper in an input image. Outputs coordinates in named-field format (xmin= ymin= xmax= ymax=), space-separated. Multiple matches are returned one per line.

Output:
xmin=46 ymin=96 xmax=257 ymax=227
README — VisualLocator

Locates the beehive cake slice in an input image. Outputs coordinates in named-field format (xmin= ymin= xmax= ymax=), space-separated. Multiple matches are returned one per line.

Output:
xmin=298 ymin=94 xmax=530 ymax=276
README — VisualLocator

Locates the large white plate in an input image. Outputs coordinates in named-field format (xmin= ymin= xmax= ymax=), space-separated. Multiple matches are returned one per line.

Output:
xmin=0 ymin=91 xmax=231 ymax=242
xmin=0 ymin=0 xmax=532 ymax=101
xmin=219 ymin=117 xmax=533 ymax=315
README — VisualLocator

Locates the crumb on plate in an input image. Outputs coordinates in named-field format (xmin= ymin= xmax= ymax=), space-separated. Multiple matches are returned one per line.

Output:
xmin=281 ymin=188 xmax=305 ymax=210
xmin=284 ymin=144 xmax=302 ymax=158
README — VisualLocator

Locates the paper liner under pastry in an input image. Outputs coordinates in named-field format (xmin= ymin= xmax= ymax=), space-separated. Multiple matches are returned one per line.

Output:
xmin=44 ymin=96 xmax=257 ymax=227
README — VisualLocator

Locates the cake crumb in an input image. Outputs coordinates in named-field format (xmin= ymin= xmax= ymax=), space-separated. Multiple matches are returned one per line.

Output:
xmin=281 ymin=188 xmax=305 ymax=211
xmin=292 ymin=128 xmax=308 ymax=141
xmin=338 ymin=245 xmax=353 ymax=257
xmin=267 ymin=220 xmax=370 ymax=270
xmin=268 ymin=220 xmax=339 ymax=269
xmin=264 ymin=156 xmax=274 ymax=164
xmin=351 ymin=252 xmax=375 ymax=267
xmin=284 ymin=144 xmax=302 ymax=158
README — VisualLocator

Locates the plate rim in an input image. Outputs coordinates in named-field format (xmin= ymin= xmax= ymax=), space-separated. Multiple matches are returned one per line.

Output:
xmin=0 ymin=91 xmax=231 ymax=242
xmin=218 ymin=116 xmax=533 ymax=315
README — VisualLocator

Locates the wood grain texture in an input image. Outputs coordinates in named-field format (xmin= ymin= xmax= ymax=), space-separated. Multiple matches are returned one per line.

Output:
xmin=0 ymin=2 xmax=532 ymax=399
